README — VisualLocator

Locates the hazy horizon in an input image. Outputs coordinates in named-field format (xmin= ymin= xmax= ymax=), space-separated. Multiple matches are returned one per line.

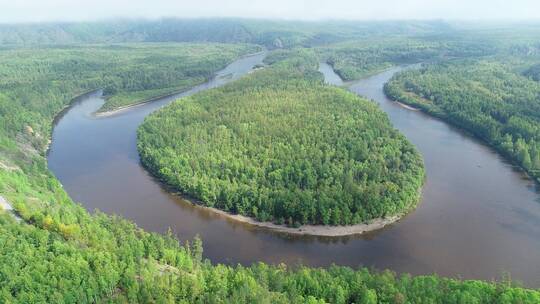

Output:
xmin=2 ymin=0 xmax=540 ymax=24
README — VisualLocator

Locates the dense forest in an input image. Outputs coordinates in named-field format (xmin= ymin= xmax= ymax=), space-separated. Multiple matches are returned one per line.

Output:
xmin=0 ymin=44 xmax=259 ymax=147
xmin=3 ymin=211 xmax=540 ymax=303
xmin=1 ymin=19 xmax=540 ymax=302
xmin=524 ymin=63 xmax=540 ymax=81
xmin=318 ymin=24 xmax=540 ymax=82
xmin=0 ymin=19 xmax=454 ymax=48
xmin=385 ymin=57 xmax=540 ymax=183
xmin=138 ymin=50 xmax=425 ymax=226
xmin=318 ymin=37 xmax=497 ymax=80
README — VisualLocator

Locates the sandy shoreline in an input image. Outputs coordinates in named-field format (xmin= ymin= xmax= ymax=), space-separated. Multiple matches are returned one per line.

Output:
xmin=93 ymin=87 xmax=197 ymax=117
xmin=395 ymin=101 xmax=420 ymax=111
xmin=94 ymin=81 xmax=220 ymax=118
xmin=94 ymin=98 xmax=161 ymax=117
xmin=219 ymin=210 xmax=402 ymax=236
xmin=179 ymin=196 xmax=403 ymax=237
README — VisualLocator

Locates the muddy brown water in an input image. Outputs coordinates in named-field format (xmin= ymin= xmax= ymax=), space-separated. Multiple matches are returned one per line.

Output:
xmin=48 ymin=56 xmax=540 ymax=287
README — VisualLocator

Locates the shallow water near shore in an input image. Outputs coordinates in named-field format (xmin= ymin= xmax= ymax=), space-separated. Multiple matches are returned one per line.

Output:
xmin=48 ymin=57 xmax=540 ymax=287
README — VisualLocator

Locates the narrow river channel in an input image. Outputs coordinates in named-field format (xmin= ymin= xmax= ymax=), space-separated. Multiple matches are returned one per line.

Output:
xmin=48 ymin=56 xmax=540 ymax=287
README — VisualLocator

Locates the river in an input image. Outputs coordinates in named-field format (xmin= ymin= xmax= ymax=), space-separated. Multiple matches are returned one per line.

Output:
xmin=47 ymin=56 xmax=540 ymax=287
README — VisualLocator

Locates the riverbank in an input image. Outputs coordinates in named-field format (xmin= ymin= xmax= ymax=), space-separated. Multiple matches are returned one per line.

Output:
xmin=143 ymin=155 xmax=417 ymax=237
xmin=395 ymin=100 xmax=420 ymax=111
xmin=180 ymin=195 xmax=404 ymax=236
xmin=45 ymin=89 xmax=102 ymax=156
xmin=94 ymin=90 xmax=182 ymax=117
xmin=385 ymin=87 xmax=540 ymax=185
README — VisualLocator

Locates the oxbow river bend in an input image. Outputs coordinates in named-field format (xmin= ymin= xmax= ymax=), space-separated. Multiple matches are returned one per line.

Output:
xmin=48 ymin=55 xmax=540 ymax=287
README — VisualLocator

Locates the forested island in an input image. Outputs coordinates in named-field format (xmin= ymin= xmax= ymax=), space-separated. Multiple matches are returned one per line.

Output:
xmin=0 ymin=18 xmax=540 ymax=302
xmin=385 ymin=57 xmax=540 ymax=183
xmin=137 ymin=49 xmax=425 ymax=229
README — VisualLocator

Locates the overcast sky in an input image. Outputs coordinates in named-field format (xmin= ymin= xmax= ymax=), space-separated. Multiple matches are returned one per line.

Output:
xmin=1 ymin=0 xmax=540 ymax=23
